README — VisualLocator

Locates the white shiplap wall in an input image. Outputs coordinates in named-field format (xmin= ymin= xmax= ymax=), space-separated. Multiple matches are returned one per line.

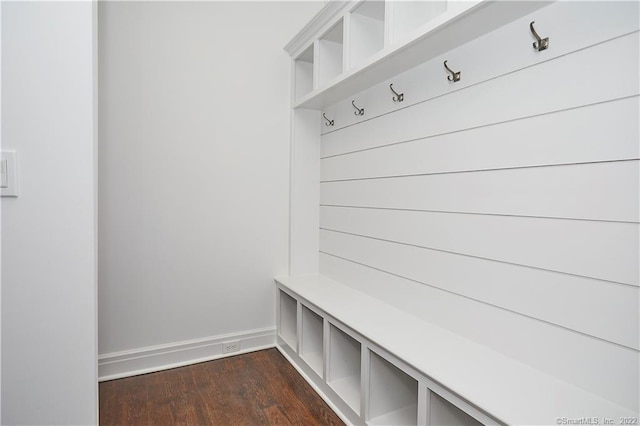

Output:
xmin=318 ymin=1 xmax=639 ymax=412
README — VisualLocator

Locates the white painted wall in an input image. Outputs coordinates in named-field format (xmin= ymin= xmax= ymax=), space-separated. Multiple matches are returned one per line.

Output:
xmin=98 ymin=1 xmax=323 ymax=366
xmin=1 ymin=2 xmax=98 ymax=425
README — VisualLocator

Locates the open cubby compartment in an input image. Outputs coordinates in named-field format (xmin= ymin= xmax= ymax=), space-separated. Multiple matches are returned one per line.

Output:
xmin=428 ymin=391 xmax=483 ymax=426
xmin=390 ymin=1 xmax=447 ymax=44
xmin=278 ymin=290 xmax=297 ymax=349
xmin=317 ymin=19 xmax=344 ymax=87
xmin=328 ymin=324 xmax=362 ymax=415
xmin=349 ymin=0 xmax=385 ymax=69
xmin=300 ymin=304 xmax=324 ymax=377
xmin=368 ymin=351 xmax=418 ymax=425
xmin=294 ymin=45 xmax=314 ymax=100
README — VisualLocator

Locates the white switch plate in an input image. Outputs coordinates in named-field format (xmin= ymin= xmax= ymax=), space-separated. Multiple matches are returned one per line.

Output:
xmin=1 ymin=151 xmax=18 ymax=197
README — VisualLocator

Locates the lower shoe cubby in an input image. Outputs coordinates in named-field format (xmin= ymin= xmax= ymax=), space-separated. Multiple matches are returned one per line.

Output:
xmin=328 ymin=324 xmax=362 ymax=415
xmin=428 ymin=391 xmax=483 ymax=426
xmin=278 ymin=290 xmax=297 ymax=349
xmin=300 ymin=304 xmax=324 ymax=377
xmin=368 ymin=350 xmax=419 ymax=425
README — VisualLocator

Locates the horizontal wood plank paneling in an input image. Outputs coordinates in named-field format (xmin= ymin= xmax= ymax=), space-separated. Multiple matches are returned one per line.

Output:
xmin=321 ymin=32 xmax=639 ymax=157
xmin=319 ymin=253 xmax=640 ymax=411
xmin=319 ymin=228 xmax=639 ymax=348
xmin=319 ymin=206 xmax=639 ymax=286
xmin=321 ymin=161 xmax=639 ymax=222
xmin=322 ymin=97 xmax=639 ymax=181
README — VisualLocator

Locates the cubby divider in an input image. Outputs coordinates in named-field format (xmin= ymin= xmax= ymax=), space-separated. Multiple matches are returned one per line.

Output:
xmin=368 ymin=350 xmax=418 ymax=425
xmin=328 ymin=324 xmax=362 ymax=414
xmin=300 ymin=305 xmax=324 ymax=377
xmin=278 ymin=290 xmax=297 ymax=349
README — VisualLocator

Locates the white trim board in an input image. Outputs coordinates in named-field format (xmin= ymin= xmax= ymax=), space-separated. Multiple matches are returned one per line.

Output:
xmin=98 ymin=327 xmax=276 ymax=381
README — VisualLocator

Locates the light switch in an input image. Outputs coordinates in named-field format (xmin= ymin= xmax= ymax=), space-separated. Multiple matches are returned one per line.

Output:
xmin=1 ymin=159 xmax=7 ymax=188
xmin=1 ymin=151 xmax=18 ymax=197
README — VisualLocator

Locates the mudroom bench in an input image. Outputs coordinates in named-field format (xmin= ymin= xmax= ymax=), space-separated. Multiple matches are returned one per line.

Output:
xmin=275 ymin=275 xmax=635 ymax=425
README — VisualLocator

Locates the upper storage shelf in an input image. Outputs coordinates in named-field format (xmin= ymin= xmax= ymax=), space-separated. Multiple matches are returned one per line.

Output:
xmin=285 ymin=0 xmax=551 ymax=110
xmin=348 ymin=0 xmax=385 ymax=70
xmin=318 ymin=19 xmax=345 ymax=87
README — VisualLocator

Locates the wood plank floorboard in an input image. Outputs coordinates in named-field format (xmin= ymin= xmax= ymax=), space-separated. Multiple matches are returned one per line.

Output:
xmin=99 ymin=348 xmax=344 ymax=426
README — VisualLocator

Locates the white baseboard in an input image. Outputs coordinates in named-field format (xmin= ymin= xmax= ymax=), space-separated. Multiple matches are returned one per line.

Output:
xmin=98 ymin=327 xmax=276 ymax=381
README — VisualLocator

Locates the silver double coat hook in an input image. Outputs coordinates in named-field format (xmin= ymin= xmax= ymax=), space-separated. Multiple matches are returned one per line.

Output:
xmin=352 ymin=100 xmax=365 ymax=116
xmin=530 ymin=21 xmax=549 ymax=51
xmin=389 ymin=84 xmax=404 ymax=102
xmin=444 ymin=60 xmax=461 ymax=82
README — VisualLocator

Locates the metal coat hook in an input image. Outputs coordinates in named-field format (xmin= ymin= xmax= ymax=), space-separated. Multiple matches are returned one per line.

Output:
xmin=390 ymin=84 xmax=404 ymax=103
xmin=444 ymin=60 xmax=461 ymax=82
xmin=323 ymin=113 xmax=334 ymax=127
xmin=352 ymin=100 xmax=365 ymax=116
xmin=530 ymin=21 xmax=549 ymax=51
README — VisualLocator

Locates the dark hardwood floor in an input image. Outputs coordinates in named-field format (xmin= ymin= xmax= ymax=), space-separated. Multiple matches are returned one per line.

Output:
xmin=99 ymin=348 xmax=344 ymax=425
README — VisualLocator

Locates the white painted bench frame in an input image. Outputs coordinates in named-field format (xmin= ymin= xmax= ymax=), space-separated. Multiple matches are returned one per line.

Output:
xmin=275 ymin=275 xmax=634 ymax=425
